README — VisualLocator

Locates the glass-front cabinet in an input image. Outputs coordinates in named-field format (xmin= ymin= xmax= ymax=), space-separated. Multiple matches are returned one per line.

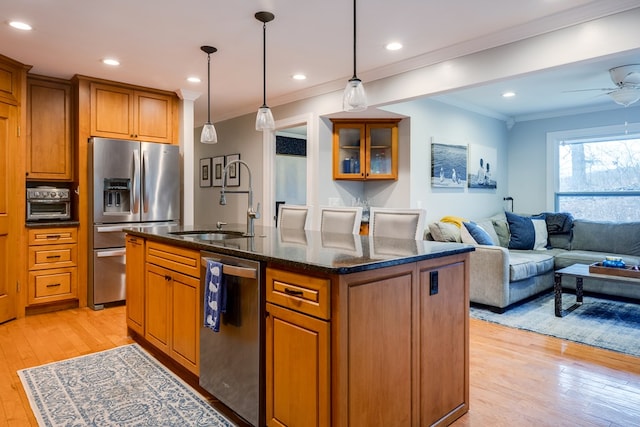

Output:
xmin=331 ymin=119 xmax=400 ymax=180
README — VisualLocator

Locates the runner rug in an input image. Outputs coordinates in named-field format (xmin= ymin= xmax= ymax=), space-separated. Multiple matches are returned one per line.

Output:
xmin=470 ymin=292 xmax=640 ymax=358
xmin=18 ymin=343 xmax=235 ymax=426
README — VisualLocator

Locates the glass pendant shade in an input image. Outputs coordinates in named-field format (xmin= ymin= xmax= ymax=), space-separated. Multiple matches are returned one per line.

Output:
xmin=255 ymin=11 xmax=275 ymax=132
xmin=255 ymin=106 xmax=275 ymax=131
xmin=344 ymin=0 xmax=367 ymax=112
xmin=200 ymin=45 xmax=218 ymax=144
xmin=343 ymin=78 xmax=367 ymax=112
xmin=200 ymin=122 xmax=218 ymax=143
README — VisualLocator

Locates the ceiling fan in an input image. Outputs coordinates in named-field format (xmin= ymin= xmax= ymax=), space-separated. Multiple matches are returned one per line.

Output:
xmin=569 ymin=64 xmax=640 ymax=107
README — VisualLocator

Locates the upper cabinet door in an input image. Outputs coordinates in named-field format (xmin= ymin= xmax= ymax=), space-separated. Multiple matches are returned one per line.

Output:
xmin=134 ymin=91 xmax=174 ymax=143
xmin=27 ymin=77 xmax=73 ymax=180
xmin=331 ymin=119 xmax=400 ymax=181
xmin=90 ymin=83 xmax=134 ymax=140
xmin=90 ymin=82 xmax=176 ymax=144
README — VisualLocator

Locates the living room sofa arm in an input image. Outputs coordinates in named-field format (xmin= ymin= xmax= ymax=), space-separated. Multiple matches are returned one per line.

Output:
xmin=469 ymin=244 xmax=511 ymax=308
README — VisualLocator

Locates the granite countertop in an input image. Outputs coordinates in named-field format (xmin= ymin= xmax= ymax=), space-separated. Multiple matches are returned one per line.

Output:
xmin=125 ymin=223 xmax=474 ymax=275
xmin=26 ymin=220 xmax=80 ymax=228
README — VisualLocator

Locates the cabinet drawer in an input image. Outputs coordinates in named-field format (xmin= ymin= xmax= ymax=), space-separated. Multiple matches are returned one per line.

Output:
xmin=266 ymin=268 xmax=330 ymax=320
xmin=28 ymin=243 xmax=77 ymax=270
xmin=28 ymin=228 xmax=77 ymax=245
xmin=146 ymin=241 xmax=200 ymax=278
xmin=28 ymin=267 xmax=77 ymax=304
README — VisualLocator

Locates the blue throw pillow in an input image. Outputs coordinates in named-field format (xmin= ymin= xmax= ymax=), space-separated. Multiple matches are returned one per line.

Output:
xmin=506 ymin=212 xmax=547 ymax=250
xmin=506 ymin=212 xmax=534 ymax=249
xmin=463 ymin=222 xmax=494 ymax=246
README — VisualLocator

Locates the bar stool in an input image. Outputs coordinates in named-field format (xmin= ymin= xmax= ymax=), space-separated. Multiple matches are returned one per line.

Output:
xmin=319 ymin=206 xmax=363 ymax=234
xmin=368 ymin=207 xmax=426 ymax=240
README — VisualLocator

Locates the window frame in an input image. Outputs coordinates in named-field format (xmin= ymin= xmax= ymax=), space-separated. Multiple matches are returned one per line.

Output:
xmin=546 ymin=122 xmax=640 ymax=217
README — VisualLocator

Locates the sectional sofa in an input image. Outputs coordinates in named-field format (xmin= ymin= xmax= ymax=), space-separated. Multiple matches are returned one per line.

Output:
xmin=426 ymin=212 xmax=640 ymax=312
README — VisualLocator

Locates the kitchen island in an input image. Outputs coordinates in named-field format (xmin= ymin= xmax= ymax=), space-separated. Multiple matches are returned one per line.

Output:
xmin=125 ymin=224 xmax=474 ymax=427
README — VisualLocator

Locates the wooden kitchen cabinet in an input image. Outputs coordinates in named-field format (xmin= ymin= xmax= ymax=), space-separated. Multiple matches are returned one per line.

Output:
xmin=144 ymin=241 xmax=201 ymax=375
xmin=26 ymin=227 xmax=78 ymax=306
xmin=265 ymin=268 xmax=331 ymax=427
xmin=416 ymin=258 xmax=469 ymax=426
xmin=331 ymin=119 xmax=400 ymax=181
xmin=90 ymin=82 xmax=176 ymax=143
xmin=125 ymin=235 xmax=145 ymax=335
xmin=26 ymin=76 xmax=73 ymax=180
xmin=267 ymin=252 xmax=469 ymax=427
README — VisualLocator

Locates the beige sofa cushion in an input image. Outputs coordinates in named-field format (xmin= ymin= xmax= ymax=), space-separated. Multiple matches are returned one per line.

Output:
xmin=428 ymin=221 xmax=461 ymax=242
xmin=508 ymin=251 xmax=555 ymax=282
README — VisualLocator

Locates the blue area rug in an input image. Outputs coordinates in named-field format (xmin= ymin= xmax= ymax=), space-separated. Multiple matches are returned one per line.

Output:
xmin=470 ymin=292 xmax=640 ymax=358
xmin=18 ymin=344 xmax=235 ymax=426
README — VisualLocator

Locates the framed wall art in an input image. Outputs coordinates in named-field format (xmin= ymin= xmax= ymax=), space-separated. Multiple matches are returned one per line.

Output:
xmin=212 ymin=156 xmax=225 ymax=187
xmin=199 ymin=158 xmax=212 ymax=187
xmin=225 ymin=153 xmax=241 ymax=187
xmin=430 ymin=140 xmax=467 ymax=188
xmin=468 ymin=145 xmax=497 ymax=189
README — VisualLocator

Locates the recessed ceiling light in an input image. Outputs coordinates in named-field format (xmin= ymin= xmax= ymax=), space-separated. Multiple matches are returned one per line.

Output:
xmin=102 ymin=58 xmax=120 ymax=66
xmin=292 ymin=74 xmax=307 ymax=81
xmin=187 ymin=76 xmax=201 ymax=83
xmin=386 ymin=42 xmax=402 ymax=51
xmin=502 ymin=91 xmax=516 ymax=98
xmin=9 ymin=21 xmax=32 ymax=31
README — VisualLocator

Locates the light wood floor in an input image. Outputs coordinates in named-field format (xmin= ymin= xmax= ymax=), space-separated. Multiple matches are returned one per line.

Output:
xmin=1 ymin=307 xmax=639 ymax=426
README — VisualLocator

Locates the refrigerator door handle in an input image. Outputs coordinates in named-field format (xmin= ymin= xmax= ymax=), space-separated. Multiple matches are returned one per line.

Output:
xmin=96 ymin=225 xmax=126 ymax=233
xmin=142 ymin=149 xmax=148 ymax=214
xmin=96 ymin=249 xmax=127 ymax=258
xmin=132 ymin=149 xmax=140 ymax=214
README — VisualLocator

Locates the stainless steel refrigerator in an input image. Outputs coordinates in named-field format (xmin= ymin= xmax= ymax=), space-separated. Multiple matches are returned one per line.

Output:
xmin=89 ymin=137 xmax=180 ymax=309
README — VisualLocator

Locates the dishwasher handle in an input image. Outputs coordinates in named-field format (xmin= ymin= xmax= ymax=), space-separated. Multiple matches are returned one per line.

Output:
xmin=201 ymin=257 xmax=257 ymax=279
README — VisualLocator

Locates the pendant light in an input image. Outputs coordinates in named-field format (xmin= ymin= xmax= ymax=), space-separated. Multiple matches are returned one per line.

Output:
xmin=200 ymin=45 xmax=218 ymax=144
xmin=343 ymin=0 xmax=367 ymax=112
xmin=255 ymin=11 xmax=275 ymax=131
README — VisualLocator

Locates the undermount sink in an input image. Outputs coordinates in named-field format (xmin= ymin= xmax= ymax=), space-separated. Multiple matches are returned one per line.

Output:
xmin=170 ymin=230 xmax=247 ymax=240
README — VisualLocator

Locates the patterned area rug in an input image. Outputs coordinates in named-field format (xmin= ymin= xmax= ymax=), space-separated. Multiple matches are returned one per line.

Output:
xmin=470 ymin=292 xmax=640 ymax=358
xmin=18 ymin=344 xmax=235 ymax=426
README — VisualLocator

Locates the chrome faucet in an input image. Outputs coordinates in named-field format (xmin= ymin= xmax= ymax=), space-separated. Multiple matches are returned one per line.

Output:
xmin=220 ymin=159 xmax=260 ymax=237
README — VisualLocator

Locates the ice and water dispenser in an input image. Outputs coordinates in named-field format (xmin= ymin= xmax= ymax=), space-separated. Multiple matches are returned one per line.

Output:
xmin=102 ymin=178 xmax=131 ymax=214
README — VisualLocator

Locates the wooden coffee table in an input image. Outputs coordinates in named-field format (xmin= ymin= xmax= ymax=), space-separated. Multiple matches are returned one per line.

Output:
xmin=554 ymin=263 xmax=640 ymax=317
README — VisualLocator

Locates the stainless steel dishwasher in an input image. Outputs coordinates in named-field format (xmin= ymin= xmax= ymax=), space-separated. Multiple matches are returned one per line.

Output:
xmin=199 ymin=251 xmax=265 ymax=427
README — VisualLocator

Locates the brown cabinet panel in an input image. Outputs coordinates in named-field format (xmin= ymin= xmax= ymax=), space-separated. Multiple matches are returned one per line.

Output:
xmin=266 ymin=302 xmax=330 ymax=427
xmin=28 ymin=227 xmax=77 ymax=245
xmin=28 ymin=243 xmax=76 ymax=270
xmin=135 ymin=92 xmax=173 ymax=141
xmin=266 ymin=267 xmax=330 ymax=319
xmin=417 ymin=259 xmax=469 ymax=426
xmin=145 ymin=262 xmax=171 ymax=353
xmin=146 ymin=241 xmax=200 ymax=278
xmin=341 ymin=266 xmax=413 ymax=426
xmin=27 ymin=77 xmax=73 ymax=180
xmin=171 ymin=272 xmax=200 ymax=370
xmin=28 ymin=267 xmax=76 ymax=304
xmin=91 ymin=83 xmax=132 ymax=138
xmin=125 ymin=235 xmax=145 ymax=335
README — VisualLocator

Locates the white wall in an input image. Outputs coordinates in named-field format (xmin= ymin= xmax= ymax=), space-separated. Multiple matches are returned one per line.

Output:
xmin=194 ymin=113 xmax=264 ymax=227
xmin=382 ymin=98 xmax=509 ymax=223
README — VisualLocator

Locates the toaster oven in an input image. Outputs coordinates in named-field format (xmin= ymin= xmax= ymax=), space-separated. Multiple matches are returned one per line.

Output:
xmin=26 ymin=186 xmax=72 ymax=221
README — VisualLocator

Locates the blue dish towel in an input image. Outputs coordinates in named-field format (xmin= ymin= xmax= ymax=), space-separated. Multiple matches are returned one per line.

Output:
xmin=204 ymin=260 xmax=226 ymax=332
